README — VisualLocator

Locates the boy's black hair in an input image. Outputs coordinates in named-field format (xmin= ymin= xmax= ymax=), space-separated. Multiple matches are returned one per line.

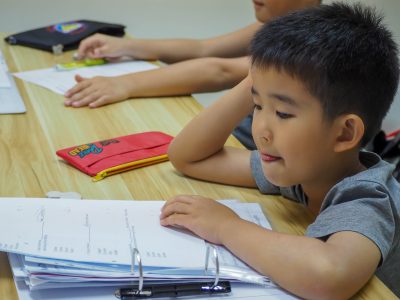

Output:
xmin=250 ymin=2 xmax=399 ymax=146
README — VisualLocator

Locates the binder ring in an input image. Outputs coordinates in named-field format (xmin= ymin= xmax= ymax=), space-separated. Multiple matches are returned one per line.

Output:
xmin=205 ymin=244 xmax=220 ymax=288
xmin=131 ymin=247 xmax=144 ymax=292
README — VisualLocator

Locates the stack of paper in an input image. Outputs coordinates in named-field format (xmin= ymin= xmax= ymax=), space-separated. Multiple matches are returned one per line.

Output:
xmin=0 ymin=198 xmax=298 ymax=299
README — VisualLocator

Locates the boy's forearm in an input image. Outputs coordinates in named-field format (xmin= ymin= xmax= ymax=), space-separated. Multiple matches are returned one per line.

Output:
xmin=126 ymin=39 xmax=206 ymax=63
xmin=220 ymin=220 xmax=376 ymax=300
xmin=123 ymin=57 xmax=249 ymax=98
xmin=167 ymin=76 xmax=254 ymax=182
xmin=220 ymin=221 xmax=331 ymax=297
xmin=126 ymin=22 xmax=261 ymax=63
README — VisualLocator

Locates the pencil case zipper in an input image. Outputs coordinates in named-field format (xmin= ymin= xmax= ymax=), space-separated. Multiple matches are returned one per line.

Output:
xmin=92 ymin=154 xmax=169 ymax=181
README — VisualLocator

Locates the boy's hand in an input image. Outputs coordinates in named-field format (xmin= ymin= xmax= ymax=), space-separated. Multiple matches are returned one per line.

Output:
xmin=160 ymin=195 xmax=241 ymax=245
xmin=64 ymin=74 xmax=130 ymax=108
xmin=76 ymin=33 xmax=132 ymax=59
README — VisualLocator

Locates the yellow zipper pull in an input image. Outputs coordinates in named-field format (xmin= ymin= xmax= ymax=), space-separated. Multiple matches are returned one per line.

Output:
xmin=93 ymin=171 xmax=107 ymax=182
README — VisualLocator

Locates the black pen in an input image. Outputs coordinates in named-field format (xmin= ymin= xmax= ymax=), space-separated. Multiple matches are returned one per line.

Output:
xmin=115 ymin=281 xmax=231 ymax=299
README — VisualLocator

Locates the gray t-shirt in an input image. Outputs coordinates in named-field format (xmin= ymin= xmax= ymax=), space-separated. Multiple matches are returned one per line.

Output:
xmin=250 ymin=150 xmax=400 ymax=296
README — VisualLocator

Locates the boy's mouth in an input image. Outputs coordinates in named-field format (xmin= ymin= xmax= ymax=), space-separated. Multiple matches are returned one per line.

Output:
xmin=260 ymin=152 xmax=282 ymax=162
xmin=253 ymin=0 xmax=264 ymax=8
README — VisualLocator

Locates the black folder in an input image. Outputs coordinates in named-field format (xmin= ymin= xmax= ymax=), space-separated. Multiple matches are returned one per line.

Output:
xmin=4 ymin=20 xmax=125 ymax=53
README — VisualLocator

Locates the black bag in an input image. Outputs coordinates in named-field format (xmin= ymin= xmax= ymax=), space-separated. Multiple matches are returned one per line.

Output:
xmin=4 ymin=20 xmax=125 ymax=53
xmin=368 ymin=130 xmax=400 ymax=181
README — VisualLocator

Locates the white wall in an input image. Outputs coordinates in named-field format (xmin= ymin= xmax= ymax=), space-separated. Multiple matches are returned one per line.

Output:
xmin=1 ymin=0 xmax=399 ymax=132
xmin=0 ymin=0 xmax=254 ymax=39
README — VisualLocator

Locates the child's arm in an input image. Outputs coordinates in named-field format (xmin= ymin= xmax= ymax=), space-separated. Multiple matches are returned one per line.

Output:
xmin=160 ymin=195 xmax=381 ymax=300
xmin=167 ymin=75 xmax=256 ymax=187
xmin=64 ymin=56 xmax=249 ymax=108
xmin=65 ymin=22 xmax=261 ymax=108
xmin=76 ymin=23 xmax=262 ymax=63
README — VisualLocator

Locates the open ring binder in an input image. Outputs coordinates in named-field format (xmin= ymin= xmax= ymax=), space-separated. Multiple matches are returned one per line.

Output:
xmin=114 ymin=245 xmax=231 ymax=299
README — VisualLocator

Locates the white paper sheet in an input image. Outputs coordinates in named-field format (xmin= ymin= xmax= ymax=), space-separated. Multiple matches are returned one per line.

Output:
xmin=13 ymin=60 xmax=158 ymax=94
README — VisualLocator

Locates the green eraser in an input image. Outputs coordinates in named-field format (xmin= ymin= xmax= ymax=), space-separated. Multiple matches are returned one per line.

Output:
xmin=55 ymin=58 xmax=106 ymax=71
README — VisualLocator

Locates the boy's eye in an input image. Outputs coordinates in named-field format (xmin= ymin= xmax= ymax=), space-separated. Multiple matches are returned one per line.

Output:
xmin=254 ymin=104 xmax=262 ymax=111
xmin=276 ymin=111 xmax=293 ymax=119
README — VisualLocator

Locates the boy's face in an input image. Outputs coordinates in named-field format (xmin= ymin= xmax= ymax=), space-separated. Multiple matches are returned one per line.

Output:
xmin=252 ymin=0 xmax=320 ymax=23
xmin=251 ymin=66 xmax=337 ymax=188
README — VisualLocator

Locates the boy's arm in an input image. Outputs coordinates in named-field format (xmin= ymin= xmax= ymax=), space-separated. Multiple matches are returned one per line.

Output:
xmin=160 ymin=196 xmax=381 ymax=300
xmin=124 ymin=22 xmax=262 ymax=63
xmin=168 ymin=75 xmax=256 ymax=187
xmin=64 ymin=57 xmax=249 ymax=108
xmin=77 ymin=23 xmax=262 ymax=63
xmin=221 ymin=218 xmax=381 ymax=299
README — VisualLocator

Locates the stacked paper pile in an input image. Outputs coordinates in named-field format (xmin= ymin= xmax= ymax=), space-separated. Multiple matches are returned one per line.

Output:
xmin=0 ymin=198 xmax=292 ymax=294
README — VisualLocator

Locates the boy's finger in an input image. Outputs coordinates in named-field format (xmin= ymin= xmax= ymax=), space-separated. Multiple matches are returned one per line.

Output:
xmin=72 ymin=92 xmax=101 ymax=107
xmin=65 ymin=80 xmax=91 ymax=98
xmin=165 ymin=195 xmax=196 ymax=205
xmin=160 ymin=213 xmax=191 ymax=228
xmin=89 ymin=95 xmax=110 ymax=108
xmin=160 ymin=201 xmax=191 ymax=219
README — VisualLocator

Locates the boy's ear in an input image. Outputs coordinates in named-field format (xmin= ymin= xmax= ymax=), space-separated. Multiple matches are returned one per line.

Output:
xmin=333 ymin=114 xmax=365 ymax=153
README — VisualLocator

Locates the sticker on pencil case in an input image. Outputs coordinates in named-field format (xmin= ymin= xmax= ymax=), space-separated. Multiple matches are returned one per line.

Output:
xmin=48 ymin=22 xmax=86 ymax=35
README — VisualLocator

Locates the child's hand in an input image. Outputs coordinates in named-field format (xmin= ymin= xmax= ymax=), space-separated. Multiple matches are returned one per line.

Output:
xmin=64 ymin=74 xmax=130 ymax=108
xmin=77 ymin=33 xmax=132 ymax=59
xmin=160 ymin=195 xmax=241 ymax=245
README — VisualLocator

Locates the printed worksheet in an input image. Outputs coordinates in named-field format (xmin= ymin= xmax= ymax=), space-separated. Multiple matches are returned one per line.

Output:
xmin=0 ymin=198 xmax=204 ymax=268
xmin=0 ymin=198 xmax=272 ymax=272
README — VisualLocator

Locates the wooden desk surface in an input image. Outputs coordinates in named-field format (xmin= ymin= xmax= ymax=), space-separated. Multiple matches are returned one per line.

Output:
xmin=0 ymin=35 xmax=397 ymax=300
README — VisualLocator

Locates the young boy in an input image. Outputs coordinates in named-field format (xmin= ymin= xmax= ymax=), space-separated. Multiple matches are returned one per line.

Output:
xmin=161 ymin=3 xmax=400 ymax=299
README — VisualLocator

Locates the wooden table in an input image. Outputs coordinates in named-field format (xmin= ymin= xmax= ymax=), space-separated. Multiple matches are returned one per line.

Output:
xmin=0 ymin=35 xmax=397 ymax=300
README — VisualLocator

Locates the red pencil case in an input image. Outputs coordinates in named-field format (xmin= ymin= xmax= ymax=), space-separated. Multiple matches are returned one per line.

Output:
xmin=56 ymin=131 xmax=173 ymax=181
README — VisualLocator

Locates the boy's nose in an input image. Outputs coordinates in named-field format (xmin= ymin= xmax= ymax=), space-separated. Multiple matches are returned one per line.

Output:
xmin=254 ymin=129 xmax=273 ymax=146
xmin=252 ymin=115 xmax=273 ymax=145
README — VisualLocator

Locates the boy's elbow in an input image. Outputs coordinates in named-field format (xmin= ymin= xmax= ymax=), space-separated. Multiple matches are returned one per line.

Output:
xmin=302 ymin=260 xmax=361 ymax=300
xmin=222 ymin=62 xmax=247 ymax=88
xmin=167 ymin=141 xmax=190 ymax=175
xmin=200 ymin=58 xmax=246 ymax=91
